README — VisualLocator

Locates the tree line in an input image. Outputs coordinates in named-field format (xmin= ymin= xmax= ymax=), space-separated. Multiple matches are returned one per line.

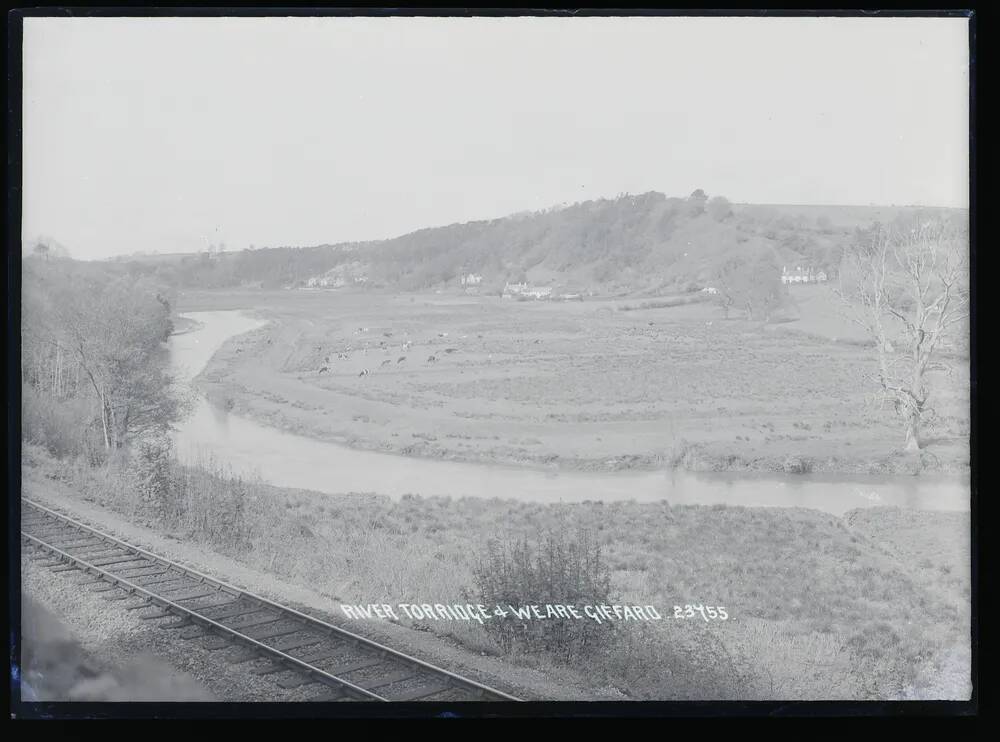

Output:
xmin=22 ymin=249 xmax=181 ymax=460
xmin=121 ymin=190 xmax=867 ymax=295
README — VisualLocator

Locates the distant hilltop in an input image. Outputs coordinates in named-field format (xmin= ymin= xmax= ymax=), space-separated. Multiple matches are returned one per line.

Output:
xmin=107 ymin=191 xmax=965 ymax=296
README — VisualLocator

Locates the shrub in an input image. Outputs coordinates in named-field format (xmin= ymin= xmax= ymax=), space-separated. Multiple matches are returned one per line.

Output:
xmin=21 ymin=386 xmax=100 ymax=461
xmin=171 ymin=453 xmax=262 ymax=553
xmin=134 ymin=432 xmax=179 ymax=520
xmin=466 ymin=529 xmax=615 ymax=661
xmin=74 ymin=450 xmax=141 ymax=515
xmin=707 ymin=196 xmax=733 ymax=222
xmin=666 ymin=438 xmax=704 ymax=471
xmin=782 ymin=456 xmax=814 ymax=474
xmin=603 ymin=621 xmax=763 ymax=700
xmin=843 ymin=622 xmax=910 ymax=698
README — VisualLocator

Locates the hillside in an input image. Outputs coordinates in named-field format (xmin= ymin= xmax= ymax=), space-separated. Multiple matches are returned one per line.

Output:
xmin=118 ymin=192 xmax=962 ymax=295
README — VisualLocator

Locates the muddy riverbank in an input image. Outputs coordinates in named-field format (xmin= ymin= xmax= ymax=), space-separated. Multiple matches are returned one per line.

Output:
xmin=175 ymin=290 xmax=969 ymax=478
xmin=168 ymin=307 xmax=969 ymax=513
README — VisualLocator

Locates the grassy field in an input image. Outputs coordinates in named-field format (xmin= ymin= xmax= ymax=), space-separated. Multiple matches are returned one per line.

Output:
xmin=178 ymin=287 xmax=969 ymax=474
xmin=23 ymin=443 xmax=971 ymax=700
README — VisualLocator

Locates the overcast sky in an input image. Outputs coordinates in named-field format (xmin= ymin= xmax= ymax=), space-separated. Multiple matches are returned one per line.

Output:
xmin=22 ymin=16 xmax=969 ymax=260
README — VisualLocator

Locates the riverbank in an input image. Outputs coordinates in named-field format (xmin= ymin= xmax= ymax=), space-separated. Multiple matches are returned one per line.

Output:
xmin=170 ymin=314 xmax=203 ymax=337
xmin=22 ymin=444 xmax=971 ymax=700
xmin=179 ymin=290 xmax=970 ymax=476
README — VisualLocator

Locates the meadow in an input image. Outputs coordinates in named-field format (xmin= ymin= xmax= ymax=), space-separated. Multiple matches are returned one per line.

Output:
xmin=23 ymin=442 xmax=971 ymax=700
xmin=179 ymin=286 xmax=970 ymax=475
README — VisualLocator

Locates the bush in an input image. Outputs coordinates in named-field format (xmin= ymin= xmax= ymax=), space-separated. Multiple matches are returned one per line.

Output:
xmin=602 ymin=621 xmax=762 ymax=700
xmin=170 ymin=453 xmax=263 ymax=553
xmin=781 ymin=456 xmax=814 ymax=474
xmin=21 ymin=386 xmax=100 ymax=461
xmin=134 ymin=432 xmax=178 ymax=520
xmin=666 ymin=438 xmax=705 ymax=471
xmin=707 ymin=196 xmax=733 ymax=222
xmin=74 ymin=450 xmax=141 ymax=515
xmin=466 ymin=529 xmax=615 ymax=661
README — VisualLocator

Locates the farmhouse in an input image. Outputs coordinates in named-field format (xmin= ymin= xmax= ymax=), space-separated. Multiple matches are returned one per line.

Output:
xmin=523 ymin=286 xmax=552 ymax=299
xmin=460 ymin=273 xmax=483 ymax=286
xmin=307 ymin=262 xmax=369 ymax=288
xmin=502 ymin=282 xmax=552 ymax=300
xmin=781 ymin=266 xmax=828 ymax=285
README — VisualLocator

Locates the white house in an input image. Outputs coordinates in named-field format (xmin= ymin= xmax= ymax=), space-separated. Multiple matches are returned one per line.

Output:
xmin=461 ymin=273 xmax=483 ymax=286
xmin=307 ymin=261 xmax=369 ymax=288
xmin=523 ymin=286 xmax=552 ymax=299
xmin=503 ymin=282 xmax=551 ymax=299
xmin=781 ymin=266 xmax=827 ymax=285
xmin=502 ymin=281 xmax=527 ymax=298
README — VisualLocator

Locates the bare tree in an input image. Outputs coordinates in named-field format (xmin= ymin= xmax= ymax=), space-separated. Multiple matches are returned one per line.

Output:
xmin=837 ymin=217 xmax=969 ymax=452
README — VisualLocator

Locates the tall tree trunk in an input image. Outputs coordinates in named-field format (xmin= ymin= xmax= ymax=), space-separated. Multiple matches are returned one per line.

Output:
xmin=904 ymin=410 xmax=921 ymax=452
xmin=100 ymin=390 xmax=112 ymax=450
xmin=905 ymin=365 xmax=925 ymax=452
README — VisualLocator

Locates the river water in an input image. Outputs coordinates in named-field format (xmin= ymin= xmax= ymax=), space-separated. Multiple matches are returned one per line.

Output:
xmin=168 ymin=310 xmax=969 ymax=515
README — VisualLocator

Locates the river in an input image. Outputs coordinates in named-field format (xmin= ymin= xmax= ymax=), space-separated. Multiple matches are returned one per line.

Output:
xmin=168 ymin=310 xmax=969 ymax=515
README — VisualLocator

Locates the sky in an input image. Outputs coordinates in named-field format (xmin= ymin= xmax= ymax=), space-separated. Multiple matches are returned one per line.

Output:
xmin=22 ymin=15 xmax=970 ymax=261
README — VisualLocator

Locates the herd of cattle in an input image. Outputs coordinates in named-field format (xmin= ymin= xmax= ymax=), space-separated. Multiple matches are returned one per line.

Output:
xmin=316 ymin=326 xmax=461 ymax=378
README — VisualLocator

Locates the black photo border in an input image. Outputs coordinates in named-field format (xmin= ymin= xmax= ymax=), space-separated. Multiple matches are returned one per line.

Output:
xmin=5 ymin=3 xmax=982 ymax=721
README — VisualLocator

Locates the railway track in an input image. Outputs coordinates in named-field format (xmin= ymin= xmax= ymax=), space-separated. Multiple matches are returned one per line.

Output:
xmin=20 ymin=499 xmax=521 ymax=703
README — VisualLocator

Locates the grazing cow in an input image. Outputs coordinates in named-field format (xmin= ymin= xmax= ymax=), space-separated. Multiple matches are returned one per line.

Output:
xmin=359 ymin=368 xmax=371 ymax=377
xmin=319 ymin=366 xmax=329 ymax=374
xmin=427 ymin=355 xmax=438 ymax=363
xmin=397 ymin=356 xmax=406 ymax=364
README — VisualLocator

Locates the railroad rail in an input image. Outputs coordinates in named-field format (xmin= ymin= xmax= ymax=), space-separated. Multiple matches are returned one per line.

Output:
xmin=20 ymin=499 xmax=521 ymax=703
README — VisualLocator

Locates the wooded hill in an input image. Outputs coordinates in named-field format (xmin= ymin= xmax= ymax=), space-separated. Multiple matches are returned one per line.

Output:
xmin=108 ymin=191 xmax=962 ymax=295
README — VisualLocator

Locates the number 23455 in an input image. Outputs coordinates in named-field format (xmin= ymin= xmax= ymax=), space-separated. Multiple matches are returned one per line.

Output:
xmin=673 ymin=605 xmax=728 ymax=621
